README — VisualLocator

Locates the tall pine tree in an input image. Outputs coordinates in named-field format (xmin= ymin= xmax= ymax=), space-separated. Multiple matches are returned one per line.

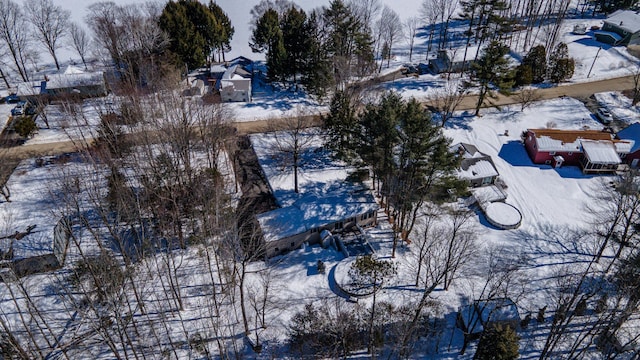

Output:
xmin=470 ymin=40 xmax=513 ymax=116
xmin=251 ymin=8 xmax=286 ymax=82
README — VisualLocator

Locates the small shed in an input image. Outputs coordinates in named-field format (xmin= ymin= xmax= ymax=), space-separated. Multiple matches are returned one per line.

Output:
xmin=457 ymin=298 xmax=521 ymax=337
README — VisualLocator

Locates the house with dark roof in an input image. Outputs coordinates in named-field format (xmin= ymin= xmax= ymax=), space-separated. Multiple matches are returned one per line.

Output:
xmin=616 ymin=122 xmax=640 ymax=167
xmin=523 ymin=128 xmax=634 ymax=173
xmin=596 ymin=10 xmax=640 ymax=46
xmin=450 ymin=143 xmax=500 ymax=187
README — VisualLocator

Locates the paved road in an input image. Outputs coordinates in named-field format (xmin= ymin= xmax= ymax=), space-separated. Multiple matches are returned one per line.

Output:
xmin=448 ymin=75 xmax=636 ymax=111
xmin=1 ymin=74 xmax=636 ymax=161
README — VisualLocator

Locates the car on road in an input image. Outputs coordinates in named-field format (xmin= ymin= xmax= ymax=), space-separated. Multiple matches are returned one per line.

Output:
xmin=596 ymin=107 xmax=613 ymax=124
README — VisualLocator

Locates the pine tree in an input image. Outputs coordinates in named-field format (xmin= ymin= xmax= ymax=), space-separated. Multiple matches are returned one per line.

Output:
xmin=281 ymin=6 xmax=308 ymax=90
xmin=159 ymin=1 xmax=207 ymax=70
xmin=522 ymin=45 xmax=546 ymax=84
xmin=208 ymin=1 xmax=234 ymax=62
xmin=474 ymin=324 xmax=520 ymax=360
xmin=324 ymin=90 xmax=359 ymax=161
xmin=547 ymin=42 xmax=574 ymax=83
xmin=251 ymin=8 xmax=287 ymax=81
xmin=324 ymin=0 xmax=374 ymax=87
xmin=470 ymin=40 xmax=513 ymax=116
xmin=302 ymin=10 xmax=333 ymax=99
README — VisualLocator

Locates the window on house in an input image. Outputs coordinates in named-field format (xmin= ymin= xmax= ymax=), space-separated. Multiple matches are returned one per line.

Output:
xmin=274 ymin=247 xmax=279 ymax=253
xmin=549 ymin=151 xmax=556 ymax=156
xmin=568 ymin=152 xmax=573 ymax=156
xmin=545 ymin=160 xmax=551 ymax=164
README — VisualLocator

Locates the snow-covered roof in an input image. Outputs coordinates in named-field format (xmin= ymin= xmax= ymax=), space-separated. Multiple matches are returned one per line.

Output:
xmin=458 ymin=159 xmax=499 ymax=180
xmin=220 ymin=64 xmax=251 ymax=90
xmin=445 ymin=46 xmax=480 ymax=63
xmin=450 ymin=143 xmax=482 ymax=158
xmin=582 ymin=140 xmax=623 ymax=164
xmin=605 ymin=10 xmax=640 ymax=34
xmin=256 ymin=206 xmax=307 ymax=242
xmin=617 ymin=123 xmax=640 ymax=153
xmin=529 ymin=129 xmax=613 ymax=152
xmin=257 ymin=190 xmax=378 ymax=243
xmin=46 ymin=70 xmax=105 ymax=90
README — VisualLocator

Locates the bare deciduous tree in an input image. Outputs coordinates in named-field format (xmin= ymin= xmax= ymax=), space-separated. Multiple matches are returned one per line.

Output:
xmin=268 ymin=110 xmax=318 ymax=193
xmin=25 ymin=0 xmax=70 ymax=70
xmin=376 ymin=6 xmax=402 ymax=69
xmin=0 ymin=0 xmax=34 ymax=81
xmin=69 ymin=22 xmax=91 ymax=70
xmin=404 ymin=16 xmax=420 ymax=63
xmin=430 ymin=81 xmax=468 ymax=127
xmin=514 ymin=87 xmax=542 ymax=111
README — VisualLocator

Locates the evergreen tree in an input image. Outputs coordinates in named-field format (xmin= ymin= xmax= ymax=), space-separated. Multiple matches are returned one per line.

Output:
xmin=302 ymin=10 xmax=333 ymax=99
xmin=324 ymin=90 xmax=359 ymax=160
xmin=281 ymin=6 xmax=308 ymax=89
xmin=514 ymin=64 xmax=533 ymax=87
xmin=159 ymin=0 xmax=233 ymax=69
xmin=324 ymin=0 xmax=374 ymax=87
xmin=522 ymin=45 xmax=546 ymax=84
xmin=474 ymin=324 xmax=520 ymax=360
xmin=159 ymin=1 xmax=207 ymax=70
xmin=251 ymin=8 xmax=287 ymax=81
xmin=547 ymin=42 xmax=575 ymax=83
xmin=208 ymin=1 xmax=234 ymax=62
xmin=470 ymin=40 xmax=513 ymax=116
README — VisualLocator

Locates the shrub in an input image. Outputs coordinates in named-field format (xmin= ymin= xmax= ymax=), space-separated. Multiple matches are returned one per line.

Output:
xmin=13 ymin=116 xmax=37 ymax=138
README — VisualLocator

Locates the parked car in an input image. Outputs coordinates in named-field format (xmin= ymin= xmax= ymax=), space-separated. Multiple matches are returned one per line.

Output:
xmin=596 ymin=107 xmax=613 ymax=124
xmin=11 ymin=102 xmax=25 ymax=116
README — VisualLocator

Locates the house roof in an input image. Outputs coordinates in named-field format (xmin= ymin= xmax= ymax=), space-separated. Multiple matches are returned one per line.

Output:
xmin=450 ymin=143 xmax=482 ymax=158
xmin=528 ymin=128 xmax=613 ymax=152
xmin=46 ymin=69 xmax=105 ymax=90
xmin=444 ymin=45 xmax=481 ymax=63
xmin=582 ymin=140 xmax=623 ymax=164
xmin=450 ymin=142 xmax=499 ymax=180
xmin=605 ymin=10 xmax=640 ymax=34
xmin=256 ymin=190 xmax=378 ymax=243
xmin=459 ymin=159 xmax=499 ymax=180
xmin=617 ymin=122 xmax=640 ymax=153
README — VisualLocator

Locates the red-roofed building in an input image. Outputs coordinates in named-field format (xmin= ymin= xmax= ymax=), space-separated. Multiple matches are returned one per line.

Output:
xmin=523 ymin=128 xmax=633 ymax=173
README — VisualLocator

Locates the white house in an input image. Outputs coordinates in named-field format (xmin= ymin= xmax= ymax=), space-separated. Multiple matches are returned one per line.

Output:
xmin=220 ymin=64 xmax=252 ymax=102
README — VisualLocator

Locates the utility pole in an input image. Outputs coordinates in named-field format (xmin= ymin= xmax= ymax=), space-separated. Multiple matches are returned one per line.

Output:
xmin=587 ymin=46 xmax=602 ymax=78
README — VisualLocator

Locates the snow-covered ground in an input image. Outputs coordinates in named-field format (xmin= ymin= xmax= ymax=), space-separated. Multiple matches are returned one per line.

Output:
xmin=0 ymin=95 xmax=636 ymax=358
xmin=594 ymin=91 xmax=640 ymax=124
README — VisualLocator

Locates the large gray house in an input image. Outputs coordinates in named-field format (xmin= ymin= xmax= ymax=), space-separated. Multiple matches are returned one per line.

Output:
xmin=596 ymin=10 xmax=640 ymax=45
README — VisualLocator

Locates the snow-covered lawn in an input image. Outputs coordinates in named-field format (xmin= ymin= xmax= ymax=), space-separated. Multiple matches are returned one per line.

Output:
xmin=0 ymin=95 xmax=636 ymax=358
